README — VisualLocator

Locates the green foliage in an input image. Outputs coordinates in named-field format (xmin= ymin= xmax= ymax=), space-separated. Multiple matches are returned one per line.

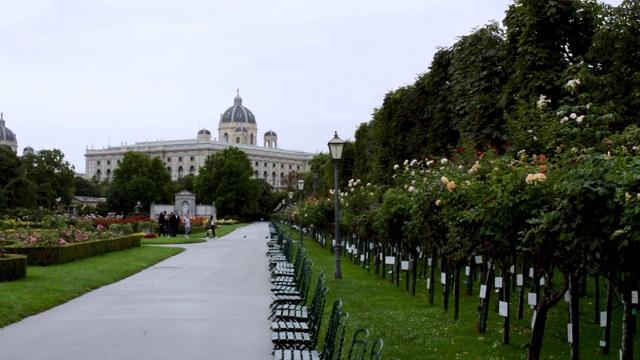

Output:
xmin=20 ymin=149 xmax=75 ymax=209
xmin=193 ymin=147 xmax=260 ymax=217
xmin=0 ymin=144 xmax=21 ymax=188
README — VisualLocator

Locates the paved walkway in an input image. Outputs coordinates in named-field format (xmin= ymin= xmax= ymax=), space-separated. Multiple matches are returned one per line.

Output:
xmin=0 ymin=222 xmax=273 ymax=360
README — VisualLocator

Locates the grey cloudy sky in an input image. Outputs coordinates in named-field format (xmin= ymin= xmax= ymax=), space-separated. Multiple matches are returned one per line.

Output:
xmin=0 ymin=0 xmax=623 ymax=173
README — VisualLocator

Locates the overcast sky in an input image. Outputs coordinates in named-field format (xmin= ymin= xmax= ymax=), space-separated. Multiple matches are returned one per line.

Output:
xmin=0 ymin=0 xmax=623 ymax=173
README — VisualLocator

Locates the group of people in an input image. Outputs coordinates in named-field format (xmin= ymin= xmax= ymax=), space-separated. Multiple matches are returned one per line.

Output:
xmin=157 ymin=210 xmax=183 ymax=238
xmin=157 ymin=211 xmax=216 ymax=239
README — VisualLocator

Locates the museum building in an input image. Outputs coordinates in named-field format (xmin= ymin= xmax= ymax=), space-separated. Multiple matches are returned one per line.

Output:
xmin=84 ymin=92 xmax=315 ymax=188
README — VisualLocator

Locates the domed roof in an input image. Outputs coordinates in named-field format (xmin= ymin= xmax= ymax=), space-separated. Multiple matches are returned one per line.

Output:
xmin=234 ymin=126 xmax=249 ymax=133
xmin=265 ymin=130 xmax=277 ymax=137
xmin=23 ymin=145 xmax=34 ymax=152
xmin=198 ymin=128 xmax=211 ymax=135
xmin=0 ymin=113 xmax=16 ymax=142
xmin=220 ymin=89 xmax=256 ymax=124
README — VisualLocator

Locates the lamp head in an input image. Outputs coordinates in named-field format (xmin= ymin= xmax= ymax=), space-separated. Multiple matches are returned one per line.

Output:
xmin=327 ymin=131 xmax=345 ymax=161
xmin=297 ymin=179 xmax=305 ymax=191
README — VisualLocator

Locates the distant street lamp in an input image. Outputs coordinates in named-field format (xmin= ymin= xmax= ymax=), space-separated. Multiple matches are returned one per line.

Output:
xmin=297 ymin=179 xmax=305 ymax=247
xmin=328 ymin=131 xmax=345 ymax=279
xmin=135 ymin=201 xmax=143 ymax=215
xmin=288 ymin=191 xmax=294 ymax=237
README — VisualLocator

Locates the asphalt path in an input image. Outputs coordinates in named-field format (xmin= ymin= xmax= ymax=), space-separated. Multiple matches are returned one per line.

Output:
xmin=0 ymin=222 xmax=273 ymax=360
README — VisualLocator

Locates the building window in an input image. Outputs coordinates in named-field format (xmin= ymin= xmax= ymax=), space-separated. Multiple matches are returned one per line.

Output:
xmin=167 ymin=167 xmax=172 ymax=174
xmin=178 ymin=157 xmax=183 ymax=162
xmin=189 ymin=166 xmax=196 ymax=175
xmin=264 ymin=162 xmax=268 ymax=167
xmin=96 ymin=169 xmax=102 ymax=180
xmin=190 ymin=156 xmax=195 ymax=161
xmin=107 ymin=160 xmax=111 ymax=165
xmin=281 ymin=164 xmax=284 ymax=169
xmin=97 ymin=160 xmax=101 ymax=165
xmin=178 ymin=166 xmax=184 ymax=178
xmin=263 ymin=171 xmax=268 ymax=181
xmin=297 ymin=165 xmax=300 ymax=170
xmin=255 ymin=161 xmax=258 ymax=166
xmin=167 ymin=157 xmax=172 ymax=162
xmin=106 ymin=169 xmax=112 ymax=180
xmin=273 ymin=163 xmax=276 ymax=168
xmin=289 ymin=164 xmax=292 ymax=169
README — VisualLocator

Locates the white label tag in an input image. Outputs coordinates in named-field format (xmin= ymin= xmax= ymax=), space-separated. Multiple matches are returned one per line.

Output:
xmin=401 ymin=261 xmax=409 ymax=271
xmin=479 ymin=285 xmax=487 ymax=299
xmin=632 ymin=291 xmax=639 ymax=304
xmin=510 ymin=265 xmax=515 ymax=273
xmin=600 ymin=340 xmax=606 ymax=347
xmin=495 ymin=277 xmax=503 ymax=288
xmin=600 ymin=311 xmax=607 ymax=327
xmin=540 ymin=277 xmax=545 ymax=286
xmin=426 ymin=278 xmax=430 ymax=289
xmin=465 ymin=266 xmax=470 ymax=276
xmin=428 ymin=258 xmax=432 ymax=266
xmin=379 ymin=253 xmax=382 ymax=260
xmin=475 ymin=255 xmax=483 ymax=264
xmin=529 ymin=268 xmax=534 ymax=278
xmin=353 ymin=248 xmax=358 ymax=255
xmin=565 ymin=291 xmax=571 ymax=302
xmin=517 ymin=274 xmax=524 ymax=286
xmin=531 ymin=310 xmax=537 ymax=329
xmin=360 ymin=254 xmax=365 ymax=262
xmin=499 ymin=301 xmax=508 ymax=317
xmin=348 ymin=247 xmax=353 ymax=254
xmin=567 ymin=324 xmax=573 ymax=343
xmin=528 ymin=293 xmax=537 ymax=306
xmin=385 ymin=256 xmax=395 ymax=265
xmin=369 ymin=243 xmax=374 ymax=250
xmin=441 ymin=273 xmax=447 ymax=285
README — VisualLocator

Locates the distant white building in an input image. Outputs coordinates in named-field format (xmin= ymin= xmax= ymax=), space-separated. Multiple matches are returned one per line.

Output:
xmin=84 ymin=91 xmax=314 ymax=189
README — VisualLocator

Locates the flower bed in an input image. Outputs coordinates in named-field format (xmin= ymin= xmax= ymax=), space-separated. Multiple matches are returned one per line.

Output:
xmin=6 ymin=235 xmax=141 ymax=266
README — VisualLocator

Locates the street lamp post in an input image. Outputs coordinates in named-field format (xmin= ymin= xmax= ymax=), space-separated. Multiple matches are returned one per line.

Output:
xmin=288 ymin=191 xmax=294 ymax=237
xmin=328 ymin=131 xmax=345 ymax=279
xmin=297 ymin=179 xmax=305 ymax=247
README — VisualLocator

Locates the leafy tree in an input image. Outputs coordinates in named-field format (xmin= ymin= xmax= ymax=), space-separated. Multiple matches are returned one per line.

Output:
xmin=173 ymin=174 xmax=196 ymax=193
xmin=109 ymin=151 xmax=172 ymax=213
xmin=74 ymin=176 xmax=101 ymax=197
xmin=4 ymin=176 xmax=38 ymax=209
xmin=0 ymin=145 xmax=20 ymax=188
xmin=308 ymin=153 xmax=332 ymax=197
xmin=193 ymin=146 xmax=260 ymax=217
xmin=20 ymin=149 xmax=75 ymax=209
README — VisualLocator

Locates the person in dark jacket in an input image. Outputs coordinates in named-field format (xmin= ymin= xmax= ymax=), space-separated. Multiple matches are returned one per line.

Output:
xmin=169 ymin=210 xmax=180 ymax=237
xmin=157 ymin=212 xmax=165 ymax=237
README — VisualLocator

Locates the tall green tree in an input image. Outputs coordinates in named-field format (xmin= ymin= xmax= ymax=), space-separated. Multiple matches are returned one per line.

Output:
xmin=109 ymin=151 xmax=172 ymax=214
xmin=193 ymin=146 xmax=260 ymax=216
xmin=0 ymin=145 xmax=20 ymax=188
xmin=21 ymin=149 xmax=75 ymax=209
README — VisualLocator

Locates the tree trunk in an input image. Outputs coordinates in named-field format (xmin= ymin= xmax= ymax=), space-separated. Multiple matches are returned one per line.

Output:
xmin=602 ymin=280 xmax=613 ymax=355
xmin=454 ymin=264 xmax=460 ymax=321
xmin=569 ymin=273 xmax=580 ymax=360
xmin=466 ymin=259 xmax=474 ymax=296
xmin=503 ymin=267 xmax=511 ymax=345
xmin=428 ymin=246 xmax=436 ymax=306
xmin=527 ymin=302 xmax=550 ymax=360
xmin=412 ymin=251 xmax=418 ymax=297
xmin=477 ymin=258 xmax=494 ymax=333
xmin=593 ymin=273 xmax=600 ymax=324
xmin=442 ymin=257 xmax=449 ymax=312
xmin=621 ymin=292 xmax=635 ymax=360
xmin=517 ymin=258 xmax=526 ymax=320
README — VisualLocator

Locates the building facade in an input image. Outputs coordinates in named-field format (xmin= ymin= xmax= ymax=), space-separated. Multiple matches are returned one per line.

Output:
xmin=84 ymin=92 xmax=315 ymax=188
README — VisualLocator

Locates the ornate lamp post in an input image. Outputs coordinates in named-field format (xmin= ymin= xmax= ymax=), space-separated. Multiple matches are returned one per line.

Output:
xmin=288 ymin=191 xmax=294 ymax=237
xmin=135 ymin=201 xmax=142 ymax=215
xmin=328 ymin=131 xmax=345 ymax=279
xmin=297 ymin=179 xmax=305 ymax=247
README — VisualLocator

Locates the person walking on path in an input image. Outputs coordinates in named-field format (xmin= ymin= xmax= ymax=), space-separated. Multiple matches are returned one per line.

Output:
xmin=206 ymin=215 xmax=216 ymax=239
xmin=183 ymin=214 xmax=191 ymax=238
xmin=169 ymin=211 xmax=180 ymax=237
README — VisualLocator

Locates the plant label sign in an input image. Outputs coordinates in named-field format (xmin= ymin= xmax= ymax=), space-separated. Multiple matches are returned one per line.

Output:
xmin=465 ymin=266 xmax=470 ymax=276
xmin=565 ymin=291 xmax=571 ymax=302
xmin=353 ymin=248 xmax=358 ymax=255
xmin=531 ymin=310 xmax=537 ymax=329
xmin=499 ymin=301 xmax=508 ymax=317
xmin=528 ymin=293 xmax=537 ymax=306
xmin=426 ymin=278 xmax=431 ymax=289
xmin=517 ymin=274 xmax=524 ymax=286
xmin=369 ymin=243 xmax=374 ymax=250
xmin=479 ymin=285 xmax=487 ymax=299
xmin=632 ymin=291 xmax=639 ymax=304
xmin=360 ymin=255 xmax=365 ymax=262
xmin=441 ymin=273 xmax=447 ymax=285
xmin=567 ymin=323 xmax=573 ymax=343
xmin=510 ymin=265 xmax=515 ymax=273
xmin=600 ymin=340 xmax=606 ymax=347
xmin=600 ymin=311 xmax=607 ymax=327
xmin=540 ymin=277 xmax=545 ymax=286
xmin=529 ymin=267 xmax=534 ymax=278
xmin=428 ymin=258 xmax=432 ymax=266
xmin=401 ymin=261 xmax=409 ymax=271
xmin=475 ymin=255 xmax=482 ymax=264
xmin=495 ymin=277 xmax=503 ymax=288
xmin=385 ymin=256 xmax=395 ymax=265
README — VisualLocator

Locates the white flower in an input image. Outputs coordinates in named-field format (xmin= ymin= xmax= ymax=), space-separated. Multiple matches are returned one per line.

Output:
xmin=536 ymin=94 xmax=551 ymax=109
xmin=393 ymin=164 xmax=399 ymax=170
xmin=408 ymin=186 xmax=415 ymax=192
xmin=435 ymin=199 xmax=442 ymax=207
xmin=441 ymin=158 xmax=448 ymax=165
xmin=458 ymin=165 xmax=463 ymax=170
xmin=533 ymin=136 xmax=538 ymax=141
xmin=560 ymin=116 xmax=569 ymax=124
xmin=440 ymin=176 xmax=449 ymax=185
xmin=586 ymin=103 xmax=591 ymax=110
xmin=468 ymin=169 xmax=475 ymax=175
xmin=403 ymin=159 xmax=409 ymax=166
xmin=566 ymin=79 xmax=580 ymax=89
xmin=426 ymin=160 xmax=434 ymax=166
xmin=366 ymin=182 xmax=372 ymax=187
xmin=576 ymin=115 xmax=584 ymax=123
xmin=411 ymin=171 xmax=415 ymax=176
xmin=527 ymin=129 xmax=533 ymax=133
xmin=570 ymin=113 xmax=577 ymax=119
xmin=410 ymin=159 xmax=418 ymax=166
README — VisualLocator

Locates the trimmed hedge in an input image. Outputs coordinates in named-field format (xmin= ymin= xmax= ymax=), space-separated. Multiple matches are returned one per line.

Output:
xmin=0 ymin=254 xmax=27 ymax=281
xmin=6 ymin=235 xmax=141 ymax=266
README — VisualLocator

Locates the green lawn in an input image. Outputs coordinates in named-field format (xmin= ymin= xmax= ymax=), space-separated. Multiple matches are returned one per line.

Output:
xmin=293 ymin=229 xmax=640 ymax=359
xmin=141 ymin=223 xmax=247 ymax=244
